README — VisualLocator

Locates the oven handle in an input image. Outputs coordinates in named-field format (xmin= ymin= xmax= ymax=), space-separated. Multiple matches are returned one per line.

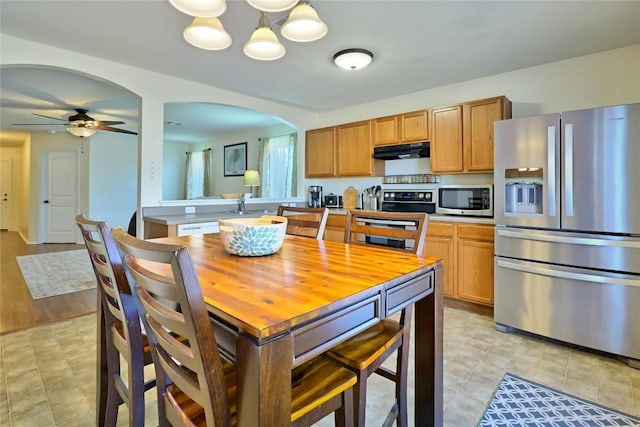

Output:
xmin=497 ymin=259 xmax=640 ymax=287
xmin=496 ymin=229 xmax=640 ymax=248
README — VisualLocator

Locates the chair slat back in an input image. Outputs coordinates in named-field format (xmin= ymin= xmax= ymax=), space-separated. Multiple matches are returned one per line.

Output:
xmin=344 ymin=210 xmax=429 ymax=255
xmin=112 ymin=228 xmax=232 ymax=427
xmin=276 ymin=205 xmax=329 ymax=239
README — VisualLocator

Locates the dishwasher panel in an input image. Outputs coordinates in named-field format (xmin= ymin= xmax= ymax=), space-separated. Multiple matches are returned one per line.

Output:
xmin=494 ymin=257 xmax=640 ymax=360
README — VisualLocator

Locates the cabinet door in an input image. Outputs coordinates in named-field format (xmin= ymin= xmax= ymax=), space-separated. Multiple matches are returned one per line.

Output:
xmin=456 ymin=224 xmax=494 ymax=305
xmin=400 ymin=110 xmax=428 ymax=142
xmin=463 ymin=97 xmax=511 ymax=172
xmin=425 ymin=222 xmax=455 ymax=297
xmin=373 ymin=115 xmax=399 ymax=146
xmin=430 ymin=105 xmax=463 ymax=173
xmin=324 ymin=213 xmax=346 ymax=242
xmin=305 ymin=127 xmax=336 ymax=177
xmin=337 ymin=120 xmax=376 ymax=176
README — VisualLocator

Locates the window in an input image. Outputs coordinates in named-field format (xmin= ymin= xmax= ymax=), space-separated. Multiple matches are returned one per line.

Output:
xmin=185 ymin=149 xmax=212 ymax=199
xmin=258 ymin=133 xmax=297 ymax=198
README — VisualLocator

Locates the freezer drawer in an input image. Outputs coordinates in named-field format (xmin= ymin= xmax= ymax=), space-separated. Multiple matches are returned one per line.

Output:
xmin=495 ymin=227 xmax=640 ymax=274
xmin=494 ymin=257 xmax=640 ymax=360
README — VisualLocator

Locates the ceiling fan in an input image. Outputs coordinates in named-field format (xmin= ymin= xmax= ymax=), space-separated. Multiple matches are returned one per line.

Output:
xmin=13 ymin=108 xmax=137 ymax=136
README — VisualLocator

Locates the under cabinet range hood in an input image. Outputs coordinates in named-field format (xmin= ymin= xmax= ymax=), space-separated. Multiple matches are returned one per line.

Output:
xmin=372 ymin=141 xmax=430 ymax=160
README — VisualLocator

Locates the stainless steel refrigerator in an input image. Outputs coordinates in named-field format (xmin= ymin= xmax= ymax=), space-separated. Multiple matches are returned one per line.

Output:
xmin=493 ymin=103 xmax=640 ymax=365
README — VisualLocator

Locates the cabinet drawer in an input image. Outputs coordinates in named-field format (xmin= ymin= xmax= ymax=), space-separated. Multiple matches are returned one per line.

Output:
xmin=326 ymin=214 xmax=347 ymax=227
xmin=177 ymin=221 xmax=219 ymax=236
xmin=427 ymin=221 xmax=454 ymax=237
xmin=457 ymin=224 xmax=494 ymax=241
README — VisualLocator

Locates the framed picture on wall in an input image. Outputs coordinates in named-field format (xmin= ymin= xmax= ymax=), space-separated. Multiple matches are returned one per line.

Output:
xmin=223 ymin=142 xmax=247 ymax=176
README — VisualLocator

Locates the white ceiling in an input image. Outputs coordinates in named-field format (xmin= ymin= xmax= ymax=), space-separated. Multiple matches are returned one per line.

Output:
xmin=1 ymin=0 xmax=639 ymax=143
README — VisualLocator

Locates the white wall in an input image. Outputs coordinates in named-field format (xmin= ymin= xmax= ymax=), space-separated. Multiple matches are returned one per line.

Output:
xmin=162 ymin=141 xmax=189 ymax=200
xmin=88 ymin=132 xmax=138 ymax=229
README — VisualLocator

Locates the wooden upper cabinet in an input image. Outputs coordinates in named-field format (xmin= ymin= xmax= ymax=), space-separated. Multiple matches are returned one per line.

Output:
xmin=373 ymin=110 xmax=428 ymax=146
xmin=400 ymin=110 xmax=428 ymax=142
xmin=372 ymin=115 xmax=399 ymax=146
xmin=337 ymin=120 xmax=382 ymax=176
xmin=463 ymin=96 xmax=512 ymax=172
xmin=430 ymin=105 xmax=463 ymax=173
xmin=305 ymin=127 xmax=336 ymax=178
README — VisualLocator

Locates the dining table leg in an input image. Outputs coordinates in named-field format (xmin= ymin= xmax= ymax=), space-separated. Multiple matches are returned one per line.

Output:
xmin=415 ymin=266 xmax=444 ymax=426
xmin=235 ymin=332 xmax=294 ymax=426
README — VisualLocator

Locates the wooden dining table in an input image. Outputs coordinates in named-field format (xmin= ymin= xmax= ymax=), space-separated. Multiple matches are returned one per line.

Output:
xmin=96 ymin=233 xmax=443 ymax=426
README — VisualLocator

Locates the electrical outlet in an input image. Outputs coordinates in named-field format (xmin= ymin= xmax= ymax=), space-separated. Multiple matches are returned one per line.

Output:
xmin=185 ymin=206 xmax=196 ymax=214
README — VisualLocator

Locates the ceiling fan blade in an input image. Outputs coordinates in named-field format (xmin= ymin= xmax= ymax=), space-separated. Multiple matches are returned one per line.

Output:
xmin=12 ymin=122 xmax=67 ymax=125
xmin=93 ymin=120 xmax=125 ymax=126
xmin=32 ymin=113 xmax=68 ymax=122
xmin=89 ymin=125 xmax=137 ymax=135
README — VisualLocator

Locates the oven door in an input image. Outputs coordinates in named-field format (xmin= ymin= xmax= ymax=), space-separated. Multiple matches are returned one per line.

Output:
xmin=359 ymin=218 xmax=417 ymax=251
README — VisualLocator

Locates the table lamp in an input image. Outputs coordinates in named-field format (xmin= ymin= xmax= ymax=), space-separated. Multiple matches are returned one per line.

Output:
xmin=244 ymin=170 xmax=260 ymax=198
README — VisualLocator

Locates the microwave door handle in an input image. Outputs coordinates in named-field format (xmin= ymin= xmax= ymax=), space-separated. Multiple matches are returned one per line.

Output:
xmin=547 ymin=126 xmax=557 ymax=217
xmin=564 ymin=123 xmax=574 ymax=217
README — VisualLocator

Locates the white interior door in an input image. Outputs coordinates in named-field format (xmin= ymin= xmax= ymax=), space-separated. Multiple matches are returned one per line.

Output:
xmin=0 ymin=159 xmax=12 ymax=230
xmin=45 ymin=151 xmax=78 ymax=243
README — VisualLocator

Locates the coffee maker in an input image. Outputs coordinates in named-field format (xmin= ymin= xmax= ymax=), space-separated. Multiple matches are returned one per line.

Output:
xmin=308 ymin=185 xmax=323 ymax=208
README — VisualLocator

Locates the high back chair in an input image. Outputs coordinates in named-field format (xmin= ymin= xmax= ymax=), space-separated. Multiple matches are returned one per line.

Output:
xmin=328 ymin=210 xmax=429 ymax=427
xmin=276 ymin=205 xmax=329 ymax=239
xmin=111 ymin=227 xmax=357 ymax=427
xmin=75 ymin=214 xmax=155 ymax=427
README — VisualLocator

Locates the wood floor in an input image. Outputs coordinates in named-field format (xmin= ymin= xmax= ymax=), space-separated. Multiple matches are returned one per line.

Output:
xmin=0 ymin=230 xmax=97 ymax=335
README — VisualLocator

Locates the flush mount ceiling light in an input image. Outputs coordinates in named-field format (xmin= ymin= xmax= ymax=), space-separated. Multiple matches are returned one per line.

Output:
xmin=168 ymin=0 xmax=227 ymax=17
xmin=169 ymin=0 xmax=326 ymax=61
xmin=247 ymin=0 xmax=298 ymax=12
xmin=281 ymin=0 xmax=327 ymax=42
xmin=333 ymin=48 xmax=374 ymax=71
xmin=243 ymin=12 xmax=286 ymax=61
xmin=183 ymin=17 xmax=232 ymax=50
xmin=67 ymin=126 xmax=97 ymax=138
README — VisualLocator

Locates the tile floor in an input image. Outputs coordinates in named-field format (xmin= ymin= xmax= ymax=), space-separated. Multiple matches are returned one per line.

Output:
xmin=1 ymin=307 xmax=639 ymax=426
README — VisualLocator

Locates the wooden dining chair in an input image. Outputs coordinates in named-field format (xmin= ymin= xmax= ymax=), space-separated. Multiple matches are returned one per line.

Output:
xmin=111 ymin=227 xmax=357 ymax=427
xmin=276 ymin=205 xmax=330 ymax=239
xmin=328 ymin=210 xmax=429 ymax=427
xmin=75 ymin=214 xmax=155 ymax=427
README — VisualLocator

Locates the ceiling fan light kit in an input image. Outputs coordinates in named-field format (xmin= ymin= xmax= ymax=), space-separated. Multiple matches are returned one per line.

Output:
xmin=183 ymin=17 xmax=232 ymax=50
xmin=169 ymin=0 xmax=327 ymax=61
xmin=333 ymin=48 xmax=374 ymax=71
xmin=168 ymin=0 xmax=227 ymax=18
xmin=67 ymin=126 xmax=97 ymax=138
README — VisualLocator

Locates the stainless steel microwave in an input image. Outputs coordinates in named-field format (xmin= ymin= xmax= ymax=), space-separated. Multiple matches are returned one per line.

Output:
xmin=436 ymin=185 xmax=493 ymax=217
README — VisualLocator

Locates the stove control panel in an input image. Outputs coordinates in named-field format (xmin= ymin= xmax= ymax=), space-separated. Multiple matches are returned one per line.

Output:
xmin=383 ymin=190 xmax=434 ymax=203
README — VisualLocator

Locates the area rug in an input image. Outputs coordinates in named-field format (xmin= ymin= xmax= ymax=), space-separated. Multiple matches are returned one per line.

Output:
xmin=16 ymin=250 xmax=96 ymax=299
xmin=478 ymin=373 xmax=640 ymax=426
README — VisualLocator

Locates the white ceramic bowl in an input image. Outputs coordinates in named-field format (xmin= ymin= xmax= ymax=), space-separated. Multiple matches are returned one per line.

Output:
xmin=218 ymin=216 xmax=287 ymax=256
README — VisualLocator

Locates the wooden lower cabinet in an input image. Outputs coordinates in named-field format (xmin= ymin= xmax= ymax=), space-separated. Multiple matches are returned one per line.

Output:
xmin=324 ymin=213 xmax=347 ymax=242
xmin=425 ymin=221 xmax=494 ymax=306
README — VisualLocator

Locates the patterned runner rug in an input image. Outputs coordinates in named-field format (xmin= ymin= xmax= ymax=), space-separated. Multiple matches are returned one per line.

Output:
xmin=478 ymin=373 xmax=640 ymax=426
xmin=16 ymin=250 xmax=95 ymax=299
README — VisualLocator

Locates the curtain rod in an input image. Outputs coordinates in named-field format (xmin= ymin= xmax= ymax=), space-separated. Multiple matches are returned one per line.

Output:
xmin=185 ymin=148 xmax=212 ymax=154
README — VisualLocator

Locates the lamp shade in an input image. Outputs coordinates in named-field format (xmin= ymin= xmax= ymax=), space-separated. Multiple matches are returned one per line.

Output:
xmin=243 ymin=13 xmax=286 ymax=60
xmin=333 ymin=48 xmax=374 ymax=71
xmin=169 ymin=0 xmax=227 ymax=17
xmin=183 ymin=17 xmax=232 ymax=50
xmin=246 ymin=0 xmax=298 ymax=12
xmin=281 ymin=1 xmax=327 ymax=42
xmin=67 ymin=127 xmax=97 ymax=138
xmin=243 ymin=170 xmax=260 ymax=186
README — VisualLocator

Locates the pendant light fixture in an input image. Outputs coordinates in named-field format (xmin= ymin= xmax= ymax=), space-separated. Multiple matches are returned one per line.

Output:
xmin=246 ymin=0 xmax=298 ymax=13
xmin=183 ymin=17 xmax=232 ymax=50
xmin=281 ymin=0 xmax=327 ymax=42
xmin=243 ymin=12 xmax=286 ymax=61
xmin=67 ymin=126 xmax=97 ymax=138
xmin=168 ymin=0 xmax=227 ymax=18
xmin=333 ymin=48 xmax=374 ymax=71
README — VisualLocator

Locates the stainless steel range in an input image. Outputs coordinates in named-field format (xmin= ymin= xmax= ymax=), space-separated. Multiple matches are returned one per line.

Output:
xmin=381 ymin=189 xmax=436 ymax=213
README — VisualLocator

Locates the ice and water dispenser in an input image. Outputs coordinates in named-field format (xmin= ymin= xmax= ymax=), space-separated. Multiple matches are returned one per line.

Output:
xmin=504 ymin=168 xmax=543 ymax=214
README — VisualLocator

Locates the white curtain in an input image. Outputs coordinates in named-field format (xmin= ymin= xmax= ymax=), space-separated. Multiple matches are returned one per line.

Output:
xmin=257 ymin=133 xmax=297 ymax=198
xmin=185 ymin=149 xmax=213 ymax=199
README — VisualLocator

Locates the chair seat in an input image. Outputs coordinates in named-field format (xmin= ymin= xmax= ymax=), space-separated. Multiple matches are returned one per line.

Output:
xmin=327 ymin=319 xmax=404 ymax=370
xmin=166 ymin=355 xmax=356 ymax=426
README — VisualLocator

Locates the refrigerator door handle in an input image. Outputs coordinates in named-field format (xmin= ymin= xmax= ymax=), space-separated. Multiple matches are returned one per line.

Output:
xmin=496 ymin=229 xmax=640 ymax=248
xmin=547 ymin=126 xmax=557 ymax=217
xmin=564 ymin=123 xmax=574 ymax=217
xmin=497 ymin=259 xmax=640 ymax=287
